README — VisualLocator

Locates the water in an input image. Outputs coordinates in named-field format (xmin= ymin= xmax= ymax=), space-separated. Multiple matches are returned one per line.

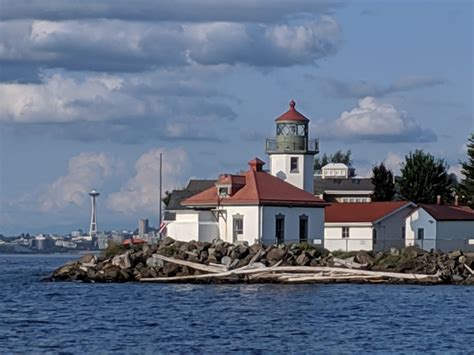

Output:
xmin=1 ymin=254 xmax=473 ymax=354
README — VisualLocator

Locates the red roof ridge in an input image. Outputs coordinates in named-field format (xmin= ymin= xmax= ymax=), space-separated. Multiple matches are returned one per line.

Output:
xmin=325 ymin=201 xmax=414 ymax=223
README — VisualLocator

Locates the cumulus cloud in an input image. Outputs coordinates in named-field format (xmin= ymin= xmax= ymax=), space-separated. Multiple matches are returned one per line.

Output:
xmin=0 ymin=68 xmax=237 ymax=142
xmin=37 ymin=152 xmax=118 ymax=212
xmin=318 ymin=97 xmax=436 ymax=142
xmin=320 ymin=76 xmax=445 ymax=99
xmin=383 ymin=152 xmax=404 ymax=175
xmin=0 ymin=0 xmax=345 ymax=22
xmin=107 ymin=147 xmax=189 ymax=214
xmin=0 ymin=17 xmax=341 ymax=73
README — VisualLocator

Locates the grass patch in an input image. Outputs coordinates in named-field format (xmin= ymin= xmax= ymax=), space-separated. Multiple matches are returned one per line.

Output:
xmin=102 ymin=241 xmax=127 ymax=258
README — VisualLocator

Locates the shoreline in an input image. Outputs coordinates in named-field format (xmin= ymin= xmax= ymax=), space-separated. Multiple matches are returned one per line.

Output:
xmin=49 ymin=237 xmax=474 ymax=286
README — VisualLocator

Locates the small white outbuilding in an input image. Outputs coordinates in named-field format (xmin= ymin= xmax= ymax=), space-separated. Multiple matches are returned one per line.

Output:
xmin=405 ymin=204 xmax=474 ymax=252
xmin=324 ymin=201 xmax=416 ymax=252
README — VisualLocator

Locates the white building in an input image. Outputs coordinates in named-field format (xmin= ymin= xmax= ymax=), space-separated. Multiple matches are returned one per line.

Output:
xmin=321 ymin=163 xmax=355 ymax=179
xmin=405 ymin=204 xmax=474 ymax=252
xmin=324 ymin=201 xmax=415 ymax=252
xmin=165 ymin=158 xmax=327 ymax=245
xmin=165 ymin=100 xmax=327 ymax=245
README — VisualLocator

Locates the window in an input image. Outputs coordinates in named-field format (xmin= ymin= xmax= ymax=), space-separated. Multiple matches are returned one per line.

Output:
xmin=232 ymin=215 xmax=244 ymax=242
xmin=290 ymin=157 xmax=299 ymax=173
xmin=417 ymin=228 xmax=424 ymax=240
xmin=275 ymin=214 xmax=285 ymax=244
xmin=218 ymin=187 xmax=229 ymax=197
xmin=299 ymin=215 xmax=308 ymax=243
xmin=373 ymin=228 xmax=377 ymax=244
xmin=342 ymin=227 xmax=349 ymax=238
xmin=402 ymin=226 xmax=406 ymax=239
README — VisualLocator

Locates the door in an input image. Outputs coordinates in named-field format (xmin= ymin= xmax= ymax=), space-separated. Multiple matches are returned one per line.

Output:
xmin=275 ymin=215 xmax=285 ymax=244
xmin=299 ymin=215 xmax=308 ymax=243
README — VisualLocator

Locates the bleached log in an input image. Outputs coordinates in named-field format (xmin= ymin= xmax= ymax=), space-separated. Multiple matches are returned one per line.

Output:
xmin=269 ymin=266 xmax=441 ymax=280
xmin=151 ymin=254 xmax=223 ymax=273
xmin=282 ymin=275 xmax=385 ymax=282
xmin=333 ymin=257 xmax=365 ymax=269
xmin=464 ymin=263 xmax=474 ymax=275
xmin=209 ymin=263 xmax=229 ymax=270
xmin=140 ymin=260 xmax=281 ymax=282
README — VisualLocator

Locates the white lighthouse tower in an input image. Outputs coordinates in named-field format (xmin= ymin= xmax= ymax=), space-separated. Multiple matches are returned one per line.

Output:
xmin=88 ymin=190 xmax=100 ymax=240
xmin=265 ymin=100 xmax=319 ymax=193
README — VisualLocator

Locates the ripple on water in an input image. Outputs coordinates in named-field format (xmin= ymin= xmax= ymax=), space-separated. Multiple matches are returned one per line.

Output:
xmin=0 ymin=254 xmax=473 ymax=353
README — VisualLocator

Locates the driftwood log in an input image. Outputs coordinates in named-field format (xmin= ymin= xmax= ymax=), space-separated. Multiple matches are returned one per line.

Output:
xmin=140 ymin=256 xmax=442 ymax=284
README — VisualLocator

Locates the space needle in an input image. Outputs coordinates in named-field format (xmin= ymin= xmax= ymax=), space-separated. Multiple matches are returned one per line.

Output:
xmin=89 ymin=190 xmax=100 ymax=239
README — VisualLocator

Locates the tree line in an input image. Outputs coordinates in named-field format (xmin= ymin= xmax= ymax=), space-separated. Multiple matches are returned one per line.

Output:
xmin=318 ymin=133 xmax=474 ymax=207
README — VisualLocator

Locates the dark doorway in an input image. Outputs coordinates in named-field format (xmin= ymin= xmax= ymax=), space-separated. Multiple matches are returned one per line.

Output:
xmin=299 ymin=215 xmax=308 ymax=243
xmin=275 ymin=214 xmax=285 ymax=244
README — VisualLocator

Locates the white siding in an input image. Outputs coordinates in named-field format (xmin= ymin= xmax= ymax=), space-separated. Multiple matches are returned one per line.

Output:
xmin=222 ymin=206 xmax=260 ymax=245
xmin=324 ymin=226 xmax=373 ymax=251
xmin=261 ymin=206 xmax=324 ymax=246
xmin=165 ymin=211 xmax=200 ymax=242
xmin=269 ymin=154 xmax=314 ymax=193
xmin=436 ymin=221 xmax=474 ymax=252
xmin=374 ymin=206 xmax=415 ymax=251
xmin=405 ymin=208 xmax=437 ymax=251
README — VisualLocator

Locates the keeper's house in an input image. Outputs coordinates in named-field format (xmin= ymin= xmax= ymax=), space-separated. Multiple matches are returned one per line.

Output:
xmin=405 ymin=204 xmax=474 ymax=252
xmin=324 ymin=201 xmax=415 ymax=252
xmin=165 ymin=158 xmax=327 ymax=245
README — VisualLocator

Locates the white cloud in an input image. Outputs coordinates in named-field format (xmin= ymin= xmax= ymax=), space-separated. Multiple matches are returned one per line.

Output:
xmin=0 ymin=17 xmax=341 ymax=71
xmin=107 ymin=147 xmax=189 ymax=214
xmin=37 ymin=152 xmax=118 ymax=212
xmin=317 ymin=97 xmax=436 ymax=142
xmin=383 ymin=152 xmax=404 ymax=175
xmin=0 ymin=73 xmax=145 ymax=123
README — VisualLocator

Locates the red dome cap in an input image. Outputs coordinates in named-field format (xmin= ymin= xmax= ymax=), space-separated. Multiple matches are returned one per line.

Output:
xmin=275 ymin=100 xmax=309 ymax=123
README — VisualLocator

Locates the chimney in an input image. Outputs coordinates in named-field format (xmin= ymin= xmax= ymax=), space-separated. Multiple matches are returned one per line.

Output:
xmin=436 ymin=195 xmax=441 ymax=205
xmin=455 ymin=195 xmax=459 ymax=206
xmin=248 ymin=157 xmax=265 ymax=172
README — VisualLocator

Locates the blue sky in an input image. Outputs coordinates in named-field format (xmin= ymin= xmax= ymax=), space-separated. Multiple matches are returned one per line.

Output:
xmin=0 ymin=0 xmax=472 ymax=235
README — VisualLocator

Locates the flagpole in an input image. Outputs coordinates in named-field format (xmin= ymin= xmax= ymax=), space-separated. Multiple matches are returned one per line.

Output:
xmin=159 ymin=152 xmax=163 ymax=239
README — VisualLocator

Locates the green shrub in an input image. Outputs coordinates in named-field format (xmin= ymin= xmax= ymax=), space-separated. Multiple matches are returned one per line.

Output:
xmin=102 ymin=241 xmax=127 ymax=258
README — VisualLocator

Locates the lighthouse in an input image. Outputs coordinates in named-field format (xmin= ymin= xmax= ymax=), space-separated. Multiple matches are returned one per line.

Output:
xmin=265 ymin=100 xmax=319 ymax=193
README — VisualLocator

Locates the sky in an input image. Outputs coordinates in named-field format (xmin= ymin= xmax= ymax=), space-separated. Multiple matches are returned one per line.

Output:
xmin=0 ymin=0 xmax=472 ymax=235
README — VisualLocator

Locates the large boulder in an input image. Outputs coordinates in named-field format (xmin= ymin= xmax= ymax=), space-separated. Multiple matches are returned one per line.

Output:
xmin=355 ymin=251 xmax=374 ymax=265
xmin=266 ymin=247 xmax=286 ymax=262
xmin=146 ymin=256 xmax=164 ymax=268
xmin=112 ymin=252 xmax=132 ymax=269
xmin=79 ymin=254 xmax=97 ymax=267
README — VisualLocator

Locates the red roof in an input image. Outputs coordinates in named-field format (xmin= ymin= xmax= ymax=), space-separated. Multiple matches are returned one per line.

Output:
xmin=419 ymin=204 xmax=474 ymax=221
xmin=275 ymin=100 xmax=310 ymax=123
xmin=325 ymin=201 xmax=414 ymax=223
xmin=182 ymin=158 xmax=326 ymax=207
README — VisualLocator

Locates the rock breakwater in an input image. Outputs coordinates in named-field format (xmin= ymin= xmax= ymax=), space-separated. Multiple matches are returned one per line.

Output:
xmin=50 ymin=237 xmax=474 ymax=285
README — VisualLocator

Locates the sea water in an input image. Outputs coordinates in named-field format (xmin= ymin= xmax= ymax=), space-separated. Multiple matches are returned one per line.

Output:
xmin=1 ymin=254 xmax=473 ymax=353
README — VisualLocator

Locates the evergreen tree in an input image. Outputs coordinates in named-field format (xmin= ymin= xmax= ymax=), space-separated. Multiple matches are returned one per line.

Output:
xmin=398 ymin=150 xmax=452 ymax=203
xmin=314 ymin=150 xmax=352 ymax=171
xmin=371 ymin=163 xmax=395 ymax=201
xmin=459 ymin=133 xmax=474 ymax=207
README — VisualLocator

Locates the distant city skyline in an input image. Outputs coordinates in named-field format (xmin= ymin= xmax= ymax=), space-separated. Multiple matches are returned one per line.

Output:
xmin=0 ymin=0 xmax=472 ymax=234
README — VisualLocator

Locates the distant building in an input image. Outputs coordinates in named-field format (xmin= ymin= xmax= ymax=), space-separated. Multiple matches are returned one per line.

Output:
xmin=314 ymin=163 xmax=374 ymax=203
xmin=405 ymin=203 xmax=474 ymax=252
xmin=97 ymin=233 xmax=109 ymax=250
xmin=324 ymin=201 xmax=415 ymax=252
xmin=138 ymin=218 xmax=149 ymax=238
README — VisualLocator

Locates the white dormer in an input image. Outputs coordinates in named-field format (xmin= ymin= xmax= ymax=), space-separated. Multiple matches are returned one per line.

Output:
xmin=321 ymin=163 xmax=355 ymax=179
